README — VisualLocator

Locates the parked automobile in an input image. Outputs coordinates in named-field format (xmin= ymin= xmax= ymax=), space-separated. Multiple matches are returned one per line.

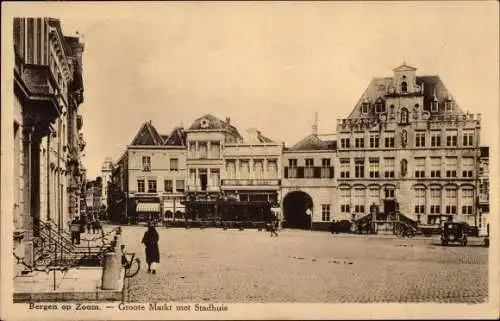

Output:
xmin=441 ymin=222 xmax=468 ymax=246
xmin=331 ymin=220 xmax=352 ymax=234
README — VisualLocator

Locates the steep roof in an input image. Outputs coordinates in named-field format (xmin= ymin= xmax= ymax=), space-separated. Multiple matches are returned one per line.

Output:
xmin=163 ymin=127 xmax=186 ymax=146
xmin=346 ymin=75 xmax=464 ymax=119
xmin=130 ymin=121 xmax=165 ymax=146
xmin=188 ymin=114 xmax=242 ymax=140
xmin=289 ymin=134 xmax=333 ymax=151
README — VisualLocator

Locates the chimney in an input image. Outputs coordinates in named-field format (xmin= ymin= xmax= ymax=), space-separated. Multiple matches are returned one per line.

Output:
xmin=226 ymin=117 xmax=230 ymax=124
xmin=312 ymin=112 xmax=318 ymax=136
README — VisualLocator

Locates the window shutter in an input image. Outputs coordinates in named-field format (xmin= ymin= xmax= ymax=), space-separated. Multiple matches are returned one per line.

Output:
xmin=297 ymin=167 xmax=304 ymax=178
xmin=329 ymin=167 xmax=334 ymax=178
xmin=314 ymin=167 xmax=321 ymax=178
xmin=284 ymin=167 xmax=288 ymax=179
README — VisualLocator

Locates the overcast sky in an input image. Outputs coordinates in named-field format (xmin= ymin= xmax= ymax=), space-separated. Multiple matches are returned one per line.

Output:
xmin=6 ymin=2 xmax=499 ymax=179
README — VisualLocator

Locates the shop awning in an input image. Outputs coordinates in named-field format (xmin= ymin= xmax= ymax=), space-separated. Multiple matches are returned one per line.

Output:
xmin=136 ymin=203 xmax=160 ymax=212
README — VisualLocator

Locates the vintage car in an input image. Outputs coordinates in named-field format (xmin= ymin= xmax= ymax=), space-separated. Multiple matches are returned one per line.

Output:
xmin=440 ymin=222 xmax=468 ymax=246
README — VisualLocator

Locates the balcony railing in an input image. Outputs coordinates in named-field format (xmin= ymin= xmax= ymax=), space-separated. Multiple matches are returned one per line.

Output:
xmin=284 ymin=166 xmax=334 ymax=179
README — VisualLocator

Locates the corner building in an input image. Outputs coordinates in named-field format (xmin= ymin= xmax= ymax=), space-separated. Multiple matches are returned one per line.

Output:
xmin=335 ymin=64 xmax=481 ymax=230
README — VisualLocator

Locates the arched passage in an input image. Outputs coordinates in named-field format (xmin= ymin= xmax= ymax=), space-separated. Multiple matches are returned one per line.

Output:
xmin=283 ymin=191 xmax=313 ymax=229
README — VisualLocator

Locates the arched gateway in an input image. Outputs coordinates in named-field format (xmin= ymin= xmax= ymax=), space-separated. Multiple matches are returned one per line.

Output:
xmin=283 ymin=191 xmax=313 ymax=229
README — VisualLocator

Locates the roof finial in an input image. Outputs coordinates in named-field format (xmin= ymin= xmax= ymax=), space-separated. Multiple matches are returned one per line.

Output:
xmin=312 ymin=112 xmax=318 ymax=136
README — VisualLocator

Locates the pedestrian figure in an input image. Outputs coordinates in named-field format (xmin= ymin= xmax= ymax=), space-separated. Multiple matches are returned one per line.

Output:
xmin=70 ymin=216 xmax=81 ymax=245
xmin=87 ymin=214 xmax=93 ymax=233
xmin=267 ymin=221 xmax=278 ymax=237
xmin=142 ymin=221 xmax=160 ymax=274
xmin=93 ymin=218 xmax=101 ymax=234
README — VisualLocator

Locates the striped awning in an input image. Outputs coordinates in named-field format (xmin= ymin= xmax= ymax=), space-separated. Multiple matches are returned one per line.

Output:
xmin=136 ymin=203 xmax=160 ymax=212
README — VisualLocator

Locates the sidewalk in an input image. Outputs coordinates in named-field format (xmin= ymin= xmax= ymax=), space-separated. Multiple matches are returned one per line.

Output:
xmin=14 ymin=267 xmax=125 ymax=303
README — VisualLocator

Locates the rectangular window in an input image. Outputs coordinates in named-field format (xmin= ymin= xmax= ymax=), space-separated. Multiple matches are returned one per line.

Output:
xmin=176 ymin=180 xmax=185 ymax=193
xmin=355 ymin=158 xmax=365 ymax=178
xmin=321 ymin=159 xmax=331 ymax=178
xmin=431 ymin=131 xmax=441 ymax=147
xmin=415 ymin=132 xmax=426 ymax=147
xmin=414 ymin=157 xmax=426 ymax=178
xmin=462 ymin=130 xmax=474 ymax=147
xmin=461 ymin=188 xmax=474 ymax=214
xmin=369 ymin=134 xmax=380 ymax=148
xmin=355 ymin=137 xmax=365 ymax=148
xmin=384 ymin=132 xmax=395 ymax=148
xmin=199 ymin=142 xmax=208 ymax=159
xmin=430 ymin=157 xmax=441 ymax=178
xmin=254 ymin=160 xmax=264 ymax=179
xmin=353 ymin=188 xmax=365 ymax=214
xmin=170 ymin=158 xmax=179 ymax=171
xmin=164 ymin=179 xmax=173 ymax=193
xmin=384 ymin=188 xmax=395 ymax=199
xmin=369 ymin=158 xmax=379 ymax=178
xmin=340 ymin=138 xmax=350 ymax=149
xmin=340 ymin=158 xmax=350 ymax=178
xmin=368 ymin=188 xmax=380 ymax=208
xmin=340 ymin=189 xmax=350 ymax=213
xmin=445 ymin=188 xmax=457 ymax=214
xmin=446 ymin=130 xmax=458 ymax=147
xmin=305 ymin=158 xmax=314 ymax=178
xmin=142 ymin=156 xmax=151 ymax=172
xmin=414 ymin=188 xmax=425 ymax=214
xmin=137 ymin=179 xmax=145 ymax=193
xmin=384 ymin=158 xmax=395 ymax=178
xmin=321 ymin=204 xmax=331 ymax=222
xmin=462 ymin=157 xmax=474 ymax=178
xmin=267 ymin=160 xmax=278 ymax=178
xmin=226 ymin=160 xmax=236 ymax=179
xmin=240 ymin=160 xmax=250 ymax=179
xmin=148 ymin=179 xmax=157 ymax=193
xmin=188 ymin=142 xmax=196 ymax=158
xmin=430 ymin=188 xmax=441 ymax=214
xmin=445 ymin=157 xmax=458 ymax=178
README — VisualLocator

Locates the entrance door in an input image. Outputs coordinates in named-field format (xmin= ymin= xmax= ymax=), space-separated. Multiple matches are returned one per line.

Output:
xmin=200 ymin=174 xmax=207 ymax=191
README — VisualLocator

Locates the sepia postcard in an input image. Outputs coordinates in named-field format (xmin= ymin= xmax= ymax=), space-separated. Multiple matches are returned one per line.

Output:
xmin=1 ymin=1 xmax=499 ymax=320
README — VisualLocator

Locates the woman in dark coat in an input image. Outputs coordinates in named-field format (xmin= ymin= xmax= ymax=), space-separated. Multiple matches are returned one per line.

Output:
xmin=141 ymin=222 xmax=160 ymax=274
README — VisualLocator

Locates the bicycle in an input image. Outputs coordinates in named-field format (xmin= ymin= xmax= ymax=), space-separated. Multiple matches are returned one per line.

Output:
xmin=121 ymin=251 xmax=141 ymax=278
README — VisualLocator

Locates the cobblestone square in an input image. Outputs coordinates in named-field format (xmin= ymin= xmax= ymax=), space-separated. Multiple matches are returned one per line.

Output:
xmin=120 ymin=226 xmax=488 ymax=303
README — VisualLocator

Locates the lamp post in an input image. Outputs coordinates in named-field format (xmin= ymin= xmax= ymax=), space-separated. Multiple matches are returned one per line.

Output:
xmin=306 ymin=208 xmax=312 ymax=230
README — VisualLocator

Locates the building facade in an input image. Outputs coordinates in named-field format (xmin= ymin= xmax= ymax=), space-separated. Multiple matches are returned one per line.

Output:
xmin=13 ymin=18 xmax=85 ymax=272
xmin=111 ymin=121 xmax=187 ymax=223
xmin=281 ymin=117 xmax=336 ymax=230
xmin=335 ymin=64 xmax=481 ymax=230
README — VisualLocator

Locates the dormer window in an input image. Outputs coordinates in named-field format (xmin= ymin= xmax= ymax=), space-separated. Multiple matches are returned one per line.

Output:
xmin=361 ymin=102 xmax=369 ymax=114
xmin=431 ymin=101 xmax=438 ymax=112
xmin=200 ymin=119 xmax=209 ymax=128
xmin=401 ymin=81 xmax=408 ymax=93
xmin=445 ymin=100 xmax=453 ymax=112
xmin=375 ymin=99 xmax=385 ymax=113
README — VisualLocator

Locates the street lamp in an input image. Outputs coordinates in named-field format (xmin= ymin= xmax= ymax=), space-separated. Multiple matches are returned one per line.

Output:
xmin=306 ymin=208 xmax=312 ymax=230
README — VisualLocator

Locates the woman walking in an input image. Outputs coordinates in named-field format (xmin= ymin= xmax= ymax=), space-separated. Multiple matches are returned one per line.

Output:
xmin=141 ymin=221 xmax=160 ymax=274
